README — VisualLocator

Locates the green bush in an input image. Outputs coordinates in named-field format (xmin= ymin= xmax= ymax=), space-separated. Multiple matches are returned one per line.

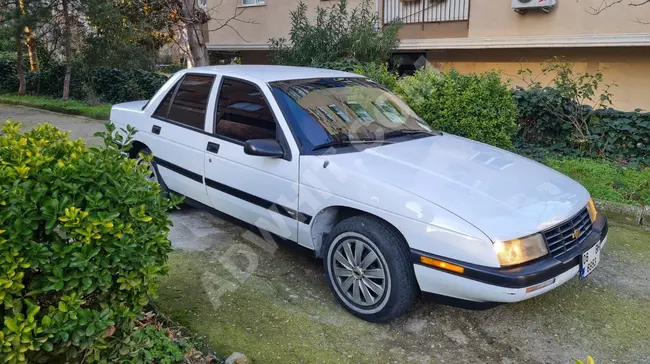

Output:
xmin=396 ymin=68 xmax=518 ymax=149
xmin=0 ymin=60 xmax=168 ymax=104
xmin=269 ymin=0 xmax=401 ymax=67
xmin=0 ymin=60 xmax=18 ymax=94
xmin=104 ymin=321 xmax=192 ymax=363
xmin=513 ymin=87 xmax=650 ymax=166
xmin=0 ymin=121 xmax=180 ymax=362
xmin=353 ymin=62 xmax=399 ymax=90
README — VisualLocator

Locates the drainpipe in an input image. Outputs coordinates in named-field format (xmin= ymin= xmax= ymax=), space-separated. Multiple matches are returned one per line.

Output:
xmin=375 ymin=0 xmax=380 ymax=30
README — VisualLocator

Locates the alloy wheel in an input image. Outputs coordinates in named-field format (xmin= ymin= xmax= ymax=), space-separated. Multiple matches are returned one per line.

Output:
xmin=330 ymin=234 xmax=388 ymax=307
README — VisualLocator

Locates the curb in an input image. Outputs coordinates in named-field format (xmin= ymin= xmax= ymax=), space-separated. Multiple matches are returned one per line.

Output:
xmin=594 ymin=198 xmax=648 ymax=225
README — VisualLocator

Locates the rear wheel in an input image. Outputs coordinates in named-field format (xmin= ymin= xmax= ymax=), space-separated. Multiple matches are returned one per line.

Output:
xmin=323 ymin=215 xmax=418 ymax=322
xmin=134 ymin=147 xmax=168 ymax=193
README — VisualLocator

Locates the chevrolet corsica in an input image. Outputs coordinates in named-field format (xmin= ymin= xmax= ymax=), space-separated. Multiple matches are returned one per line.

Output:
xmin=110 ymin=65 xmax=608 ymax=322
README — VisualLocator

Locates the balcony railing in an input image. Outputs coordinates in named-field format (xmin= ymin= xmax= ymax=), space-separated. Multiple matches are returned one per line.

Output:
xmin=382 ymin=0 xmax=470 ymax=25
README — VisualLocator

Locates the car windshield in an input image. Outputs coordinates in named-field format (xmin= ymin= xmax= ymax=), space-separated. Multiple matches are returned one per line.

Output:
xmin=269 ymin=78 xmax=435 ymax=151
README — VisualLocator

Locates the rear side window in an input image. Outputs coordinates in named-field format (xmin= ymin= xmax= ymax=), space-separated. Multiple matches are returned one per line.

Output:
xmin=154 ymin=74 xmax=215 ymax=130
xmin=152 ymin=80 xmax=179 ymax=119
xmin=213 ymin=78 xmax=276 ymax=143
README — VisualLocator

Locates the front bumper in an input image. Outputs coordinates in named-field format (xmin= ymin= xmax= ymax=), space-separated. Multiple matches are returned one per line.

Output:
xmin=412 ymin=213 xmax=609 ymax=303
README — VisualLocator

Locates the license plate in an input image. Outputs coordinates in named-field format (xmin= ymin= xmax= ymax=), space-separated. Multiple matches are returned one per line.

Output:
xmin=580 ymin=241 xmax=601 ymax=279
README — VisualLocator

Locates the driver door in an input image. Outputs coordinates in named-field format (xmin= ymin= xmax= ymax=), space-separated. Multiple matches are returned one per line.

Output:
xmin=203 ymin=76 xmax=300 ymax=242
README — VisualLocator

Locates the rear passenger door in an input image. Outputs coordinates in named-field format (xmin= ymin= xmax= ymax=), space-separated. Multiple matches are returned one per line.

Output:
xmin=149 ymin=73 xmax=215 ymax=205
xmin=203 ymin=77 xmax=301 ymax=242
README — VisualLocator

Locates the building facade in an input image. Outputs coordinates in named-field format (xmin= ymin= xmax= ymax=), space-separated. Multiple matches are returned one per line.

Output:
xmin=207 ymin=0 xmax=650 ymax=111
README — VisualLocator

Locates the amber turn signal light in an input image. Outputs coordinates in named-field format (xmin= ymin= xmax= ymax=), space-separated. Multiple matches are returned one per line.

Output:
xmin=420 ymin=256 xmax=465 ymax=274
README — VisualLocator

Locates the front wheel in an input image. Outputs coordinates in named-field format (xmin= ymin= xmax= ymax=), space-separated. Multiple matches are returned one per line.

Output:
xmin=323 ymin=215 xmax=418 ymax=322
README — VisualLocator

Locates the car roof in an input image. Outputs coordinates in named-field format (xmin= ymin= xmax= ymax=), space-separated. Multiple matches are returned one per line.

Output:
xmin=184 ymin=65 xmax=364 ymax=83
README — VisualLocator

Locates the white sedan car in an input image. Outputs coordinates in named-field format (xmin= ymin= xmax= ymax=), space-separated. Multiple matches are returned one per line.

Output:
xmin=110 ymin=65 xmax=608 ymax=322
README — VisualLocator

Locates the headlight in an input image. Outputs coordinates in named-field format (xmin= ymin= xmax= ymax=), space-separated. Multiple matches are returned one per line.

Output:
xmin=493 ymin=234 xmax=548 ymax=267
xmin=587 ymin=198 xmax=598 ymax=223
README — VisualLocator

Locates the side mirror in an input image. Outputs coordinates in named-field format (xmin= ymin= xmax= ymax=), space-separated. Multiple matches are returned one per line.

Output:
xmin=244 ymin=139 xmax=284 ymax=158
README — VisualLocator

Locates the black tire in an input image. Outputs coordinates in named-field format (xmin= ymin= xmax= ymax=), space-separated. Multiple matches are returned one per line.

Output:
xmin=134 ymin=147 xmax=169 ymax=194
xmin=323 ymin=215 xmax=418 ymax=322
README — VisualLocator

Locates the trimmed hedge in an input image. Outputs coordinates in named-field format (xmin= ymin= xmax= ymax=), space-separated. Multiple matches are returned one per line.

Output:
xmin=396 ymin=68 xmax=519 ymax=149
xmin=0 ymin=60 xmax=168 ymax=104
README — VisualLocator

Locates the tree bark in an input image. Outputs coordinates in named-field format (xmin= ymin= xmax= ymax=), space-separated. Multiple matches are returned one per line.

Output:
xmin=24 ymin=29 xmax=39 ymax=71
xmin=186 ymin=22 xmax=208 ymax=67
xmin=19 ymin=0 xmax=39 ymax=71
xmin=181 ymin=0 xmax=209 ymax=68
xmin=15 ymin=0 xmax=26 ymax=95
xmin=61 ymin=0 xmax=72 ymax=99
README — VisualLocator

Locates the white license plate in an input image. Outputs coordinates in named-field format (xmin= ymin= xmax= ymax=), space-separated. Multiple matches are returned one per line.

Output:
xmin=580 ymin=241 xmax=601 ymax=279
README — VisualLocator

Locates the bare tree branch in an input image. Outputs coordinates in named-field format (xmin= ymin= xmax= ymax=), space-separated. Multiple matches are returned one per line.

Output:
xmin=585 ymin=0 xmax=624 ymax=15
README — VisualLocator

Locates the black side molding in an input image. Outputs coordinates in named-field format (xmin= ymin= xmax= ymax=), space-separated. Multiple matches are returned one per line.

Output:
xmin=205 ymin=178 xmax=312 ymax=225
xmin=153 ymin=157 xmax=203 ymax=183
xmin=152 ymin=156 xmax=312 ymax=225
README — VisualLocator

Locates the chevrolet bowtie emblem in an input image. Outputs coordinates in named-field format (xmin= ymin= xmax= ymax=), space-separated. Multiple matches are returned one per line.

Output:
xmin=572 ymin=229 xmax=581 ymax=240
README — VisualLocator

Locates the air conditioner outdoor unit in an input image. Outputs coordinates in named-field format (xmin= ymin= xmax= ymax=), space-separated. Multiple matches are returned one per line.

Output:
xmin=512 ymin=0 xmax=556 ymax=14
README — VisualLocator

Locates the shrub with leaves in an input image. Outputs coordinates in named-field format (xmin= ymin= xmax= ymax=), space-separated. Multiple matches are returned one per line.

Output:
xmin=103 ymin=312 xmax=197 ymax=364
xmin=0 ymin=121 xmax=180 ymax=363
xmin=0 ymin=61 xmax=168 ymax=104
xmin=396 ymin=68 xmax=518 ymax=149
xmin=516 ymin=60 xmax=614 ymax=142
xmin=513 ymin=61 xmax=649 ymax=166
xmin=269 ymin=0 xmax=401 ymax=67
xmin=353 ymin=62 xmax=399 ymax=91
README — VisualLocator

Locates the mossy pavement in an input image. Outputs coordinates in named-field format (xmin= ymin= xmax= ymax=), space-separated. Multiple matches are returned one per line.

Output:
xmin=159 ymin=208 xmax=650 ymax=364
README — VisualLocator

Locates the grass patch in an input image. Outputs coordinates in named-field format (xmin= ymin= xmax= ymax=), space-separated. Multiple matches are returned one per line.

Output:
xmin=0 ymin=94 xmax=111 ymax=120
xmin=546 ymin=157 xmax=650 ymax=206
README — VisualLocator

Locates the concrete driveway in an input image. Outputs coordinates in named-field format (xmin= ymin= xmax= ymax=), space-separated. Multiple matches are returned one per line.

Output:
xmin=3 ymin=105 xmax=650 ymax=364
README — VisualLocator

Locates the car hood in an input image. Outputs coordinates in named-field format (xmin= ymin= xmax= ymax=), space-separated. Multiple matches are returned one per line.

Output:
xmin=325 ymin=134 xmax=590 ymax=241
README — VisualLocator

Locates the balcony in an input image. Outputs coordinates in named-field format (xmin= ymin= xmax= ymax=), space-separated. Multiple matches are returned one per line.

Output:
xmin=382 ymin=0 xmax=470 ymax=25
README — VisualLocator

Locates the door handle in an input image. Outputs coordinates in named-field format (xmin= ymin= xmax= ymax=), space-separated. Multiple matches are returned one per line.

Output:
xmin=152 ymin=125 xmax=161 ymax=135
xmin=206 ymin=142 xmax=220 ymax=154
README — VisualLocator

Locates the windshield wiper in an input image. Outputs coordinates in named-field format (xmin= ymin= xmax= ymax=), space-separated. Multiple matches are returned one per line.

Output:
xmin=384 ymin=129 xmax=441 ymax=139
xmin=311 ymin=139 xmax=391 ymax=151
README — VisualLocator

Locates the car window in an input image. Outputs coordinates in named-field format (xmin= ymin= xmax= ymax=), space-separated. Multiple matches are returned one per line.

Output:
xmin=161 ymin=74 xmax=215 ymax=129
xmin=152 ymin=80 xmax=179 ymax=119
xmin=270 ymin=78 xmax=432 ymax=151
xmin=214 ymin=78 xmax=276 ymax=143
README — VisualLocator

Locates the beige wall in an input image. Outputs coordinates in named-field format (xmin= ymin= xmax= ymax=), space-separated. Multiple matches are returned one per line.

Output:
xmin=426 ymin=47 xmax=650 ymax=112
xmin=468 ymin=0 xmax=650 ymax=37
xmin=207 ymin=0 xmax=364 ymax=46
xmin=398 ymin=21 xmax=468 ymax=39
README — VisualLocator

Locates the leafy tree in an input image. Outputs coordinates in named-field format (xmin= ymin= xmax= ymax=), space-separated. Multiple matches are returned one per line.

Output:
xmin=114 ymin=0 xmax=255 ymax=68
xmin=269 ymin=0 xmax=401 ymax=67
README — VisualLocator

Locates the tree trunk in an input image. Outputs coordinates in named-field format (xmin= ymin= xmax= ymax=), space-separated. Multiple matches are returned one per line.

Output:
xmin=24 ymin=29 xmax=39 ymax=71
xmin=15 ymin=0 xmax=26 ymax=95
xmin=19 ymin=0 xmax=39 ymax=71
xmin=181 ymin=0 xmax=209 ymax=68
xmin=61 ymin=0 xmax=72 ymax=99
xmin=186 ymin=22 xmax=208 ymax=67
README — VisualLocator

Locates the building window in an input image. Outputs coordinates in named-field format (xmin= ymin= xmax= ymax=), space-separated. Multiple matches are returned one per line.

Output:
xmin=241 ymin=0 xmax=265 ymax=6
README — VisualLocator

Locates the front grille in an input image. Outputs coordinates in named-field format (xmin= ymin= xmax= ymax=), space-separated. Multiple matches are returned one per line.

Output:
xmin=543 ymin=207 xmax=593 ymax=258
